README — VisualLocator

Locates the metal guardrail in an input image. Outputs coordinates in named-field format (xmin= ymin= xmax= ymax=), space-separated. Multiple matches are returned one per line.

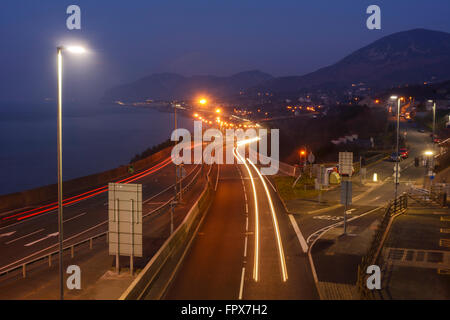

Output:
xmin=356 ymin=193 xmax=408 ymax=299
xmin=0 ymin=163 xmax=206 ymax=282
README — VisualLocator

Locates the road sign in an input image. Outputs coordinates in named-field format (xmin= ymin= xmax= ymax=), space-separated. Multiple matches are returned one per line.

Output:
xmin=177 ymin=165 xmax=187 ymax=178
xmin=308 ymin=152 xmax=315 ymax=164
xmin=108 ymin=183 xmax=143 ymax=274
xmin=340 ymin=180 xmax=352 ymax=205
xmin=339 ymin=152 xmax=353 ymax=176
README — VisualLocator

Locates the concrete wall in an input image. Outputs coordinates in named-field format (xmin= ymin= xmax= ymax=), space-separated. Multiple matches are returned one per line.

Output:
xmin=119 ymin=182 xmax=213 ymax=300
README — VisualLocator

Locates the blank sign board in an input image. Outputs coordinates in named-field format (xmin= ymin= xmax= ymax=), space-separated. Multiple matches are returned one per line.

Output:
xmin=108 ymin=183 xmax=143 ymax=257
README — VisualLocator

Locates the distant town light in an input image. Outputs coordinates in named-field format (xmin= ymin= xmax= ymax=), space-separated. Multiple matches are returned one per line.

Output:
xmin=424 ymin=151 xmax=433 ymax=156
xmin=199 ymin=99 xmax=207 ymax=105
xmin=390 ymin=96 xmax=398 ymax=100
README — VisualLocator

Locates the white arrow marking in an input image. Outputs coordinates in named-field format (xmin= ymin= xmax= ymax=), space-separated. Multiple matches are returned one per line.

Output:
xmin=0 ymin=231 xmax=16 ymax=238
xmin=24 ymin=232 xmax=59 ymax=247
xmin=5 ymin=229 xmax=44 ymax=245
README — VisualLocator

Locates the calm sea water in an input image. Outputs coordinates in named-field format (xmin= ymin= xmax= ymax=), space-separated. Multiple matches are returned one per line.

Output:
xmin=0 ymin=102 xmax=192 ymax=195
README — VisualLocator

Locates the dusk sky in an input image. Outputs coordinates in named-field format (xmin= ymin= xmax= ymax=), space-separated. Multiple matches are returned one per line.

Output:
xmin=1 ymin=0 xmax=450 ymax=102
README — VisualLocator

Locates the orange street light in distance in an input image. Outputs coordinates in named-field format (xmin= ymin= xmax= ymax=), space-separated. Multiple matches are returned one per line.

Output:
xmin=199 ymin=98 xmax=207 ymax=105
xmin=194 ymin=113 xmax=199 ymax=118
xmin=215 ymin=108 xmax=221 ymax=114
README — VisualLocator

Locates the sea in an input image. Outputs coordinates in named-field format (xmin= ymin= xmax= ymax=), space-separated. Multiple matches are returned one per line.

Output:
xmin=0 ymin=101 xmax=193 ymax=195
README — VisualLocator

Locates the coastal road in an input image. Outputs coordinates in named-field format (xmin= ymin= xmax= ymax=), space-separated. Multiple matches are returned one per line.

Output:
xmin=165 ymin=148 xmax=319 ymax=299
xmin=0 ymin=155 xmax=201 ymax=272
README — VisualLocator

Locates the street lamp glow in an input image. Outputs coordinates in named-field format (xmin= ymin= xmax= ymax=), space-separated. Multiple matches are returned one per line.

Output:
xmin=66 ymin=46 xmax=86 ymax=54
xmin=199 ymin=99 xmax=207 ymax=105
xmin=424 ymin=151 xmax=433 ymax=156
xmin=215 ymin=108 xmax=221 ymax=114
xmin=390 ymin=95 xmax=398 ymax=100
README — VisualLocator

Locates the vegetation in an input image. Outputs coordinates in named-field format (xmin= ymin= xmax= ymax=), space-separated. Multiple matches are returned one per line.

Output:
xmin=273 ymin=176 xmax=319 ymax=201
xmin=130 ymin=139 xmax=174 ymax=163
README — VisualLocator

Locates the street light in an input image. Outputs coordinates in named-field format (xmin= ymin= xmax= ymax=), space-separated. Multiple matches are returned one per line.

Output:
xmin=199 ymin=98 xmax=207 ymax=105
xmin=390 ymin=95 xmax=401 ymax=201
xmin=56 ymin=45 xmax=86 ymax=300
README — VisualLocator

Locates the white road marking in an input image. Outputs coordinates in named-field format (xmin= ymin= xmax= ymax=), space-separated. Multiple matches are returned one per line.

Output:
xmin=0 ymin=231 xmax=16 ymax=238
xmin=215 ymin=163 xmax=220 ymax=191
xmin=245 ymin=203 xmax=248 ymax=213
xmin=263 ymin=174 xmax=277 ymax=193
xmin=24 ymin=232 xmax=59 ymax=247
xmin=238 ymin=267 xmax=245 ymax=300
xmin=5 ymin=229 xmax=45 ymax=245
xmin=288 ymin=214 xmax=308 ymax=253
xmin=244 ymin=236 xmax=248 ymax=257
xmin=63 ymin=212 xmax=87 ymax=223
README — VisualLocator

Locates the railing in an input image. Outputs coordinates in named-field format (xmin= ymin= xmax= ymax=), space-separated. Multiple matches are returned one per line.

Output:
xmin=356 ymin=193 xmax=408 ymax=299
xmin=0 ymin=163 xmax=208 ymax=282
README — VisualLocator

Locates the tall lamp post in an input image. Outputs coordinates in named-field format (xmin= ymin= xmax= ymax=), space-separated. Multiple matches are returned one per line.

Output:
xmin=390 ymin=96 xmax=401 ymax=202
xmin=56 ymin=45 xmax=86 ymax=300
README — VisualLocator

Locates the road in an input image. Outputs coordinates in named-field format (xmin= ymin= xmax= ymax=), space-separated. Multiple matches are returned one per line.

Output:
xmin=165 ymin=148 xmax=318 ymax=299
xmin=165 ymin=117 xmax=434 ymax=300
xmin=0 ymin=154 xmax=201 ymax=272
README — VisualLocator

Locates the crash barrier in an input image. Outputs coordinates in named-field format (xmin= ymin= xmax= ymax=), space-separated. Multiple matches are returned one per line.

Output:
xmin=0 ymin=147 xmax=172 ymax=212
xmin=119 ymin=179 xmax=213 ymax=300
xmin=408 ymin=185 xmax=447 ymax=207
xmin=356 ymin=193 xmax=408 ymax=299
xmin=0 ymin=164 xmax=205 ymax=283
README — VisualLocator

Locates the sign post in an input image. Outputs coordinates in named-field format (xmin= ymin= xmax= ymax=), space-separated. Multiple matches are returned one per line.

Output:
xmin=339 ymin=152 xmax=353 ymax=234
xmin=108 ymin=183 xmax=143 ymax=275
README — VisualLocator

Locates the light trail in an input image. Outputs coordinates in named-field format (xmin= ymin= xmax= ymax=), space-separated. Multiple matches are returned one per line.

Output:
xmin=234 ymin=148 xmax=260 ymax=282
xmin=248 ymin=159 xmax=288 ymax=282
xmin=3 ymin=157 xmax=173 ymax=221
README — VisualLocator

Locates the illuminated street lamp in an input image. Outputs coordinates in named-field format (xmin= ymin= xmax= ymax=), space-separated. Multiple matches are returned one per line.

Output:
xmin=56 ymin=45 xmax=86 ymax=300
xmin=199 ymin=98 xmax=207 ymax=105
xmin=215 ymin=108 xmax=221 ymax=114
xmin=390 ymin=95 xmax=401 ymax=201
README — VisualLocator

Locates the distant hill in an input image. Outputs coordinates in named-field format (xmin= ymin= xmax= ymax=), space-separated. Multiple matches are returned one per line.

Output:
xmin=102 ymin=70 xmax=274 ymax=102
xmin=258 ymin=28 xmax=450 ymax=93
xmin=103 ymin=29 xmax=450 ymax=101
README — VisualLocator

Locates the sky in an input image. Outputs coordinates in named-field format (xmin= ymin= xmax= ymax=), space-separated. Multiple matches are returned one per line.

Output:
xmin=1 ymin=0 xmax=450 ymax=103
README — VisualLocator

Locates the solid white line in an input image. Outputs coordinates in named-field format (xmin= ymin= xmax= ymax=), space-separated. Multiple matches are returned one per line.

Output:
xmin=5 ymin=229 xmax=45 ymax=245
xmin=63 ymin=212 xmax=87 ymax=223
xmin=246 ymin=216 xmax=249 ymax=231
xmin=288 ymin=214 xmax=308 ymax=253
xmin=263 ymin=174 xmax=277 ymax=193
xmin=245 ymin=203 xmax=248 ymax=213
xmin=238 ymin=267 xmax=245 ymax=300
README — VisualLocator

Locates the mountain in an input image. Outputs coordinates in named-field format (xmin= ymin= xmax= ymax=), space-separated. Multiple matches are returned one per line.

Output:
xmin=258 ymin=29 xmax=450 ymax=93
xmin=103 ymin=70 xmax=273 ymax=102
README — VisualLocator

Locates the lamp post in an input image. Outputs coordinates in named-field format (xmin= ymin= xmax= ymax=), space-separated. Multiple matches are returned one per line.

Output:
xmin=56 ymin=45 xmax=86 ymax=300
xmin=390 ymin=96 xmax=401 ymax=202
